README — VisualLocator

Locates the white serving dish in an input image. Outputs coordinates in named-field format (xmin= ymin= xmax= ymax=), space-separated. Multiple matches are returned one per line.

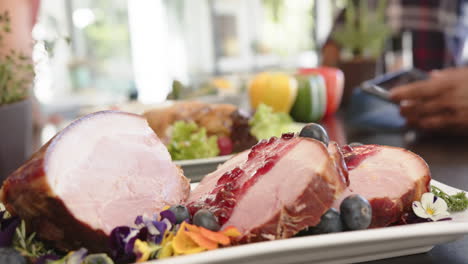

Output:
xmin=174 ymin=155 xmax=233 ymax=182
xmin=148 ymin=180 xmax=468 ymax=264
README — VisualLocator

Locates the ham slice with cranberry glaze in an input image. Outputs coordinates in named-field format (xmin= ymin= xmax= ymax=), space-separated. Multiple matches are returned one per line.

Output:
xmin=333 ymin=144 xmax=431 ymax=227
xmin=1 ymin=111 xmax=190 ymax=252
xmin=187 ymin=134 xmax=349 ymax=243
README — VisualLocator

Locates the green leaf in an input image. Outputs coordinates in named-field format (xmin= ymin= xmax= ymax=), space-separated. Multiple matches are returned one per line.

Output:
xmin=13 ymin=220 xmax=56 ymax=258
xmin=249 ymin=103 xmax=297 ymax=140
xmin=431 ymin=185 xmax=468 ymax=212
xmin=168 ymin=121 xmax=220 ymax=160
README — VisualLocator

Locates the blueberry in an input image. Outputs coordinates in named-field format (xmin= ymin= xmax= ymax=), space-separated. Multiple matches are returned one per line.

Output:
xmin=348 ymin=142 xmax=364 ymax=147
xmin=193 ymin=209 xmax=220 ymax=231
xmin=311 ymin=208 xmax=344 ymax=234
xmin=169 ymin=205 xmax=190 ymax=224
xmin=299 ymin=123 xmax=329 ymax=145
xmin=0 ymin=248 xmax=26 ymax=264
xmin=340 ymin=194 xmax=372 ymax=230
xmin=294 ymin=208 xmax=344 ymax=236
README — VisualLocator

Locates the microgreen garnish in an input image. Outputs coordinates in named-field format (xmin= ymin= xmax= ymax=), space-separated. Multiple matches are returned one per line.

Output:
xmin=13 ymin=220 xmax=55 ymax=258
xmin=431 ymin=185 xmax=468 ymax=212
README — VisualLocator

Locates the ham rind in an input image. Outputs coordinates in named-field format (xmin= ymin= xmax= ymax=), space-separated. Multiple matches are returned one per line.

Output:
xmin=187 ymin=135 xmax=348 ymax=242
xmin=334 ymin=144 xmax=431 ymax=227
xmin=1 ymin=111 xmax=190 ymax=252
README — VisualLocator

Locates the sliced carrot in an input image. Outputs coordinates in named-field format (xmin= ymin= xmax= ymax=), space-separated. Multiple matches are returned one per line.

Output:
xmin=185 ymin=230 xmax=219 ymax=250
xmin=199 ymin=227 xmax=230 ymax=246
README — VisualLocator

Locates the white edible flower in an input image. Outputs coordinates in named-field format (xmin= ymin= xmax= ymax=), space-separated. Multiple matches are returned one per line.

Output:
xmin=412 ymin=192 xmax=450 ymax=221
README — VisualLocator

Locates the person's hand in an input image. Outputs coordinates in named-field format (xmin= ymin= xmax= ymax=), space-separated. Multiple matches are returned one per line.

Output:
xmin=390 ymin=67 xmax=468 ymax=133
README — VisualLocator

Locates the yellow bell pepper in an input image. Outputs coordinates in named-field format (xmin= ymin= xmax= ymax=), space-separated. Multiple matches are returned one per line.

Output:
xmin=248 ymin=72 xmax=298 ymax=113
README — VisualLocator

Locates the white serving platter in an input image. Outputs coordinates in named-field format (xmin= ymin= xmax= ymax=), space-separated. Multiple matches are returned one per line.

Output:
xmin=175 ymin=155 xmax=233 ymax=182
xmin=147 ymin=180 xmax=468 ymax=264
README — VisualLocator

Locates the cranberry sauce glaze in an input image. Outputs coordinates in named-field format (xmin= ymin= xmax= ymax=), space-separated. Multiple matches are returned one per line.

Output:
xmin=342 ymin=144 xmax=380 ymax=170
xmin=187 ymin=133 xmax=298 ymax=225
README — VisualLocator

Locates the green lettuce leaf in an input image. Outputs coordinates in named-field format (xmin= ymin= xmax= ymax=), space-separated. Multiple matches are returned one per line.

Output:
xmin=248 ymin=104 xmax=300 ymax=140
xmin=168 ymin=121 xmax=219 ymax=160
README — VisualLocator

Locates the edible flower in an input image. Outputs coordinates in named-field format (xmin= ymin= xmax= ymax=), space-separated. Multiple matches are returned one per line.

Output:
xmin=133 ymin=239 xmax=161 ymax=262
xmin=157 ymin=233 xmax=175 ymax=259
xmin=110 ymin=211 xmax=240 ymax=262
xmin=0 ymin=211 xmax=20 ymax=247
xmin=413 ymin=192 xmax=451 ymax=221
xmin=110 ymin=210 xmax=179 ymax=262
xmin=109 ymin=226 xmax=138 ymax=263
xmin=171 ymin=222 xmax=240 ymax=256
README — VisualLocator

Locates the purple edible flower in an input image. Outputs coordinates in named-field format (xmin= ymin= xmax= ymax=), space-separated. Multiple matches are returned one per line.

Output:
xmin=134 ymin=215 xmax=144 ymax=226
xmin=0 ymin=211 xmax=20 ymax=247
xmin=150 ymin=221 xmax=167 ymax=244
xmin=109 ymin=226 xmax=137 ymax=263
xmin=109 ymin=214 xmax=177 ymax=263
xmin=138 ymin=219 xmax=167 ymax=244
xmin=160 ymin=209 xmax=176 ymax=225
xmin=134 ymin=214 xmax=154 ymax=226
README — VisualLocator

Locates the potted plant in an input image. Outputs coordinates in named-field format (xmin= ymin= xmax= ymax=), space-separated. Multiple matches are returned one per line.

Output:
xmin=0 ymin=10 xmax=34 ymax=182
xmin=331 ymin=0 xmax=390 ymax=103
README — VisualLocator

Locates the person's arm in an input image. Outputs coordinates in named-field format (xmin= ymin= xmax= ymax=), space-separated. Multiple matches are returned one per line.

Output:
xmin=390 ymin=67 xmax=468 ymax=133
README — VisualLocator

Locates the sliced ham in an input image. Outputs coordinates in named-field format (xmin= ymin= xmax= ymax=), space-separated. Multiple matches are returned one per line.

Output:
xmin=187 ymin=134 xmax=348 ymax=242
xmin=1 ymin=111 xmax=190 ymax=252
xmin=334 ymin=144 xmax=431 ymax=227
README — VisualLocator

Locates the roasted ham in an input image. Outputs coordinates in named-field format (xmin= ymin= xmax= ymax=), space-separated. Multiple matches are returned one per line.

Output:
xmin=1 ymin=111 xmax=190 ymax=252
xmin=187 ymin=134 xmax=348 ymax=242
xmin=334 ymin=144 xmax=431 ymax=227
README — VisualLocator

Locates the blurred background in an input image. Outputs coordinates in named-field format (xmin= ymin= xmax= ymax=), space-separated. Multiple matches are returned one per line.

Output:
xmin=30 ymin=0 xmax=413 ymax=120
xmin=34 ymin=0 xmax=327 ymax=108
xmin=2 ymin=0 xmax=468 ymax=177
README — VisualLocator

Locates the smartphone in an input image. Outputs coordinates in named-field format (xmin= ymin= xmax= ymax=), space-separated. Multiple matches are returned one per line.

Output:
xmin=361 ymin=69 xmax=428 ymax=102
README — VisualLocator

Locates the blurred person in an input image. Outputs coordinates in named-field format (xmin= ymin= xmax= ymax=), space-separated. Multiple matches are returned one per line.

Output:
xmin=324 ymin=0 xmax=468 ymax=71
xmin=324 ymin=0 xmax=468 ymax=133
xmin=387 ymin=0 xmax=468 ymax=133
xmin=390 ymin=67 xmax=468 ymax=134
